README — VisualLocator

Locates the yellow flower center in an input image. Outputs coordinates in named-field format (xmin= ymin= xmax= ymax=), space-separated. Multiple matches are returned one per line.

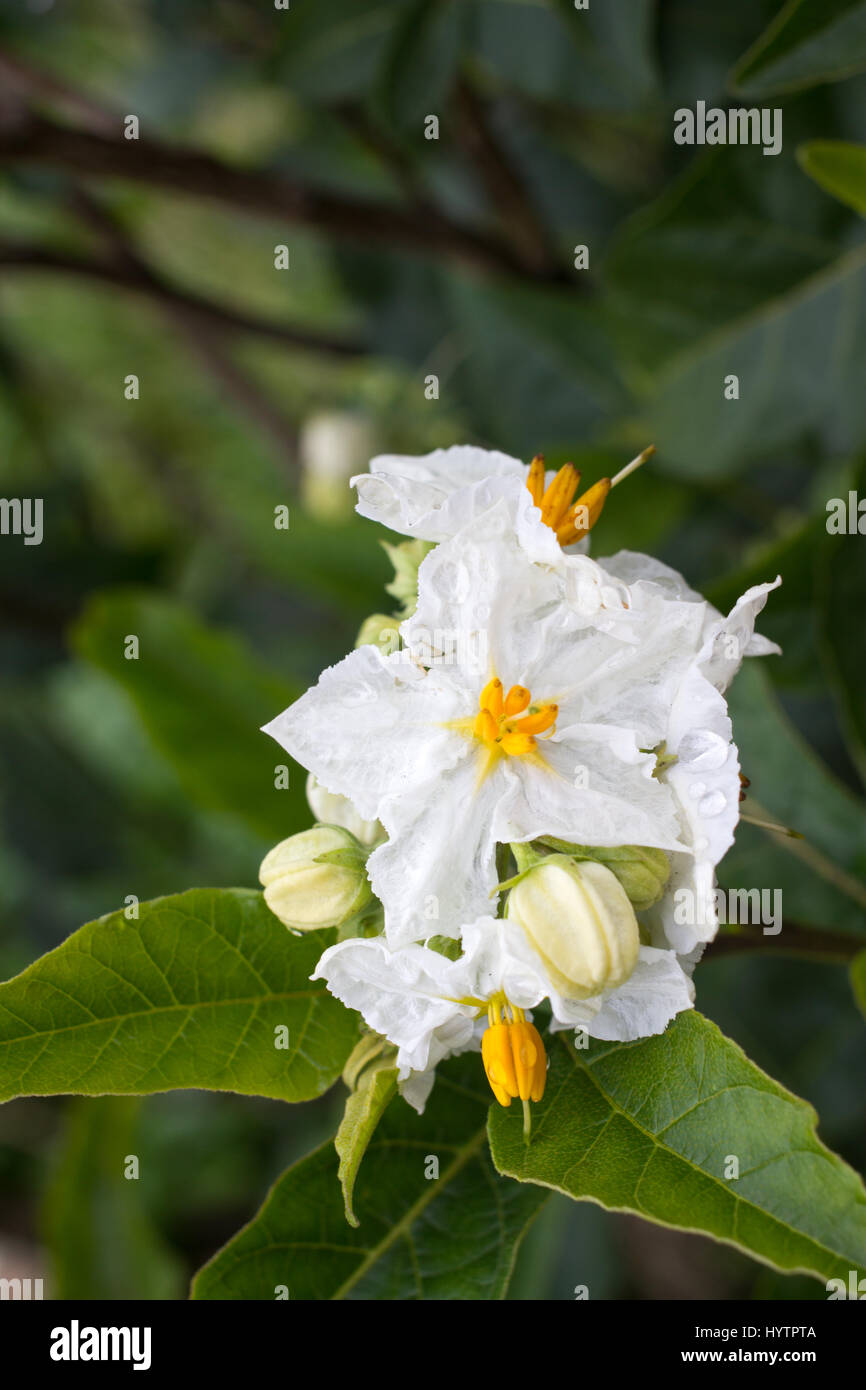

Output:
xmin=473 ymin=677 xmax=557 ymax=756
xmin=481 ymin=993 xmax=547 ymax=1111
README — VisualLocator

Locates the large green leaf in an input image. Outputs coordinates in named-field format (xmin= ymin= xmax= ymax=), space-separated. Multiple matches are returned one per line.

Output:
xmin=851 ymin=951 xmax=866 ymax=1017
xmin=819 ymin=457 xmax=866 ymax=786
xmin=732 ymin=0 xmax=866 ymax=96
xmin=42 ymin=1097 xmax=182 ymax=1299
xmin=490 ymin=1015 xmax=866 ymax=1282
xmin=0 ymin=889 xmax=357 ymax=1104
xmin=721 ymin=663 xmax=866 ymax=936
xmin=799 ymin=140 xmax=866 ymax=217
xmin=645 ymin=246 xmax=866 ymax=478
xmin=71 ymin=590 xmax=306 ymax=841
xmin=192 ymin=1054 xmax=547 ymax=1299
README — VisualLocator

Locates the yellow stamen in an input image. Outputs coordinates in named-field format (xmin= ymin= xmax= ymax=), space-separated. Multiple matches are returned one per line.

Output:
xmin=503 ymin=684 xmax=531 ymax=717
xmin=471 ymin=677 xmax=557 ymax=759
xmin=526 ymin=454 xmax=546 ymax=506
xmin=523 ymin=445 xmax=655 ymax=549
xmin=517 ymin=703 xmax=558 ymax=736
xmin=481 ymin=1006 xmax=547 ymax=1109
xmin=479 ymin=676 xmax=503 ymax=719
xmin=539 ymin=463 xmax=580 ymax=529
xmin=500 ymin=730 xmax=535 ymax=756
xmin=556 ymin=477 xmax=611 ymax=546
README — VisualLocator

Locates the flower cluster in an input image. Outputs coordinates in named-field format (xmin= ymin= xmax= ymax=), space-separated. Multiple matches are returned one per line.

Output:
xmin=261 ymin=446 xmax=779 ymax=1125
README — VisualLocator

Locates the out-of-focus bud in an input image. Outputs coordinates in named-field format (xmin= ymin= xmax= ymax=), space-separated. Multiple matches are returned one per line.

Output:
xmin=382 ymin=538 xmax=435 ymax=618
xmin=305 ymin=774 xmax=381 ymax=846
xmin=539 ymin=838 xmax=670 ymax=911
xmin=355 ymin=613 xmax=402 ymax=657
xmin=506 ymin=855 xmax=640 ymax=999
xmin=300 ymin=412 xmax=376 ymax=521
xmin=259 ymin=825 xmax=372 ymax=931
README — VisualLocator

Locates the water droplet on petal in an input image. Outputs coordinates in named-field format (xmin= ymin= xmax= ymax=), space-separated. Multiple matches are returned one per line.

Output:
xmin=698 ymin=790 xmax=727 ymax=817
xmin=688 ymin=780 xmax=708 ymax=800
xmin=678 ymin=728 xmax=730 ymax=771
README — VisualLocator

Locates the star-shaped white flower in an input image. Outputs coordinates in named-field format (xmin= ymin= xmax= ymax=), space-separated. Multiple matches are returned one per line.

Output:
xmin=263 ymin=508 xmax=688 ymax=946
xmin=598 ymin=553 xmax=781 ymax=955
xmin=313 ymin=916 xmax=694 ymax=1112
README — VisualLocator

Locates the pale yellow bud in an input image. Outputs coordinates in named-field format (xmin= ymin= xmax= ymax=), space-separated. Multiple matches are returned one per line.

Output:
xmin=506 ymin=855 xmax=640 ymax=999
xmin=259 ymin=825 xmax=371 ymax=931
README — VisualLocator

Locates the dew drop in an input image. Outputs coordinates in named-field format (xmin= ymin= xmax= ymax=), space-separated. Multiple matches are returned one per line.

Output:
xmin=698 ymin=790 xmax=727 ymax=818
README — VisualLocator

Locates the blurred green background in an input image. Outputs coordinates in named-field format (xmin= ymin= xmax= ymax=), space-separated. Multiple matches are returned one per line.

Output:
xmin=1 ymin=0 xmax=865 ymax=1300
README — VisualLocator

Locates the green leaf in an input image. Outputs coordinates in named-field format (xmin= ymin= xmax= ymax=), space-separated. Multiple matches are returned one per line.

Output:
xmin=192 ymin=1055 xmax=547 ymax=1299
xmin=71 ymin=589 xmax=305 ymax=841
xmin=42 ymin=1097 xmax=182 ymax=1299
xmin=0 ymin=889 xmax=357 ymax=1104
xmin=489 ymin=1015 xmax=866 ymax=1283
xmin=799 ymin=140 xmax=866 ymax=216
xmin=851 ymin=951 xmax=866 ymax=1017
xmin=819 ymin=457 xmax=866 ymax=786
xmin=722 ymin=663 xmax=866 ymax=935
xmin=336 ymin=1058 xmax=398 ymax=1227
xmin=646 ymin=246 xmax=866 ymax=478
xmin=732 ymin=0 xmax=866 ymax=96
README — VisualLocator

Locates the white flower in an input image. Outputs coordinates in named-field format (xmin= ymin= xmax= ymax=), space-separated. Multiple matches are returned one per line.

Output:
xmin=312 ymin=915 xmax=694 ymax=1112
xmin=263 ymin=508 xmax=686 ymax=946
xmin=606 ymin=559 xmax=783 ymax=956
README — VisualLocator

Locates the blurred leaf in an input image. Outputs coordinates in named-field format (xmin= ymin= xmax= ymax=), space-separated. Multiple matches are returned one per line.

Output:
xmin=732 ymin=0 xmax=866 ymax=97
xmin=43 ymin=1096 xmax=181 ymax=1300
xmin=72 ymin=589 xmax=306 ymax=841
xmin=819 ymin=456 xmax=866 ymax=786
xmin=645 ymin=246 xmax=866 ymax=478
xmin=335 ymin=1057 xmax=398 ymax=1227
xmin=490 ymin=1017 xmax=866 ymax=1284
xmin=799 ymin=139 xmax=866 ymax=216
xmin=448 ymin=276 xmax=628 ymax=454
xmin=722 ymin=663 xmax=866 ymax=935
xmin=377 ymin=0 xmax=463 ymax=130
xmin=192 ymin=1054 xmax=546 ymax=1299
xmin=471 ymin=0 xmax=658 ymax=113
xmin=605 ymin=148 xmax=838 ymax=370
xmin=0 ymin=888 xmax=357 ymax=1104
xmin=851 ymin=951 xmax=866 ymax=1017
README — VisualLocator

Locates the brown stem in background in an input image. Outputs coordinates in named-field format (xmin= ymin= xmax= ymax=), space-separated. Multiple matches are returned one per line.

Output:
xmin=455 ymin=78 xmax=557 ymax=277
xmin=0 ymin=109 xmax=544 ymax=280
xmin=0 ymin=240 xmax=367 ymax=358
xmin=705 ymin=922 xmax=863 ymax=965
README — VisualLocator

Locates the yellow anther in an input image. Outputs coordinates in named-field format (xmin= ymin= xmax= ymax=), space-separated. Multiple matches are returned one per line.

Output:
xmin=474 ymin=707 xmax=498 ymax=743
xmin=471 ymin=677 xmax=557 ymax=758
xmin=517 ymin=703 xmax=558 ymax=736
xmin=479 ymin=676 xmax=504 ymax=719
xmin=539 ymin=463 xmax=580 ymax=529
xmin=499 ymin=730 xmax=535 ymax=756
xmin=526 ymin=454 xmax=546 ymax=507
xmin=556 ymin=477 xmax=611 ymax=547
xmin=503 ymin=684 xmax=531 ymax=717
xmin=482 ymin=1015 xmax=547 ymax=1108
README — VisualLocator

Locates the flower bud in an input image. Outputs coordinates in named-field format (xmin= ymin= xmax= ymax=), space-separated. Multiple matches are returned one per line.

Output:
xmin=305 ymin=774 xmax=381 ymax=846
xmin=506 ymin=855 xmax=640 ymax=999
xmin=259 ymin=825 xmax=372 ymax=931
xmin=355 ymin=613 xmax=402 ymax=656
xmin=539 ymin=838 xmax=669 ymax=911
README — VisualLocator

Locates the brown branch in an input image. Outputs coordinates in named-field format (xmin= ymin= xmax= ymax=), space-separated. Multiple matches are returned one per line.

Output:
xmin=705 ymin=922 xmax=863 ymax=965
xmin=455 ymin=79 xmax=557 ymax=277
xmin=0 ymin=240 xmax=367 ymax=357
xmin=0 ymin=110 xmax=543 ymax=280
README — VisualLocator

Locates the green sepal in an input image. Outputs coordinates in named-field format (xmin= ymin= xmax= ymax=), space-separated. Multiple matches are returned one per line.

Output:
xmin=336 ymin=1036 xmax=400 ymax=1227
xmin=536 ymin=838 xmax=670 ymax=911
